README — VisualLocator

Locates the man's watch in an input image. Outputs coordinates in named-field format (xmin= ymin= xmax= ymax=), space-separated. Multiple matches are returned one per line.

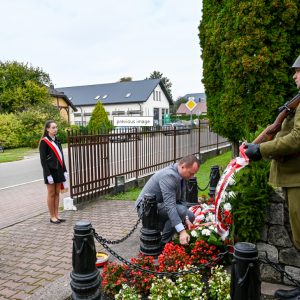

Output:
xmin=185 ymin=216 xmax=189 ymax=220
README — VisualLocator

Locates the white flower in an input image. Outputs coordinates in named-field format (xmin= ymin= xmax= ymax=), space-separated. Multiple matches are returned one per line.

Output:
xmin=191 ymin=230 xmax=198 ymax=237
xmin=205 ymin=212 xmax=215 ymax=222
xmin=228 ymin=191 xmax=235 ymax=198
xmin=202 ymin=229 xmax=211 ymax=236
xmin=209 ymin=225 xmax=215 ymax=231
xmin=201 ymin=203 xmax=208 ymax=210
xmin=227 ymin=176 xmax=235 ymax=185
xmin=224 ymin=203 xmax=232 ymax=211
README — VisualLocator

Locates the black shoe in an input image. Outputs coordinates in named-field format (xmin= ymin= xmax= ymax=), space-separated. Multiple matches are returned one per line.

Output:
xmin=50 ymin=218 xmax=61 ymax=224
xmin=275 ymin=288 xmax=300 ymax=299
xmin=57 ymin=218 xmax=66 ymax=222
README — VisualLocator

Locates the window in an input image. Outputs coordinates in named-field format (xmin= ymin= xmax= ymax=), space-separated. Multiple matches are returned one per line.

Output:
xmin=156 ymin=91 xmax=158 ymax=101
xmin=95 ymin=95 xmax=100 ymax=100
xmin=125 ymin=93 xmax=131 ymax=98
xmin=154 ymin=108 xmax=159 ymax=120
xmin=159 ymin=91 xmax=161 ymax=101
xmin=162 ymin=109 xmax=165 ymax=120
xmin=153 ymin=91 xmax=155 ymax=101
xmin=166 ymin=109 xmax=168 ymax=114
xmin=102 ymin=95 xmax=108 ymax=99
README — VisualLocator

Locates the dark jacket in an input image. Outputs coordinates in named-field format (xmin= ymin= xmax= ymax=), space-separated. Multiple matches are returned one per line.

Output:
xmin=134 ymin=163 xmax=187 ymax=228
xmin=39 ymin=136 xmax=67 ymax=177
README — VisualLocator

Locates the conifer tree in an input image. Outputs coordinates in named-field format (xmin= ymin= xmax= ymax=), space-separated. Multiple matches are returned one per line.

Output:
xmin=88 ymin=100 xmax=111 ymax=131
xmin=199 ymin=0 xmax=300 ymax=147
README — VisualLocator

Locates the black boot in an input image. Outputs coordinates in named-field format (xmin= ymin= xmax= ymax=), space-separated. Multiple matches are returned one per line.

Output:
xmin=275 ymin=288 xmax=300 ymax=299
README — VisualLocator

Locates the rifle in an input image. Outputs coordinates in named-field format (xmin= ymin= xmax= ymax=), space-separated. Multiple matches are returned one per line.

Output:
xmin=252 ymin=92 xmax=300 ymax=162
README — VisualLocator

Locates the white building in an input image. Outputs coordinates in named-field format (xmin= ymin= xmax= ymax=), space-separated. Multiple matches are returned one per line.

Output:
xmin=56 ymin=79 xmax=173 ymax=126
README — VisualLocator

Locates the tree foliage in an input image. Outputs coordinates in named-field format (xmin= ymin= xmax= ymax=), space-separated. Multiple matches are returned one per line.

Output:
xmin=171 ymin=96 xmax=188 ymax=114
xmin=0 ymin=61 xmax=53 ymax=113
xmin=88 ymin=100 xmax=111 ymax=130
xmin=145 ymin=71 xmax=173 ymax=99
xmin=119 ymin=77 xmax=132 ymax=82
xmin=199 ymin=0 xmax=300 ymax=142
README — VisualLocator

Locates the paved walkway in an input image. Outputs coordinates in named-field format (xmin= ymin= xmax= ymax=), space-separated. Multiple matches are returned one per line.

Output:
xmin=0 ymin=180 xmax=140 ymax=300
xmin=0 ymin=158 xmax=294 ymax=299
xmin=0 ymin=181 xmax=69 ymax=230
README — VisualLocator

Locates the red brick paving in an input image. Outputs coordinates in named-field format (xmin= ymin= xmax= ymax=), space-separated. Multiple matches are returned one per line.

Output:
xmin=0 ymin=179 xmax=140 ymax=299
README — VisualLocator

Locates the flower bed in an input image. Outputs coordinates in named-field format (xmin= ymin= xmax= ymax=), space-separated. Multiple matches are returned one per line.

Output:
xmin=100 ymin=242 xmax=231 ymax=300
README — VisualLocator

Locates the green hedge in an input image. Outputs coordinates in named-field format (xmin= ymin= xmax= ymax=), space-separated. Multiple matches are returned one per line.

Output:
xmin=0 ymin=110 xmax=70 ymax=149
xmin=0 ymin=114 xmax=24 ymax=148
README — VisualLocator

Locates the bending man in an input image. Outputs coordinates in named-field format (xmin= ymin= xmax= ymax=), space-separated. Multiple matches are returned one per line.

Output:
xmin=134 ymin=155 xmax=199 ymax=249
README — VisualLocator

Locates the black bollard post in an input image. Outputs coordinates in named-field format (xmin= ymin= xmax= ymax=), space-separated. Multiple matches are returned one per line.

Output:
xmin=140 ymin=193 xmax=162 ymax=257
xmin=186 ymin=176 xmax=199 ymax=207
xmin=208 ymin=165 xmax=221 ymax=198
xmin=70 ymin=221 xmax=101 ymax=300
xmin=230 ymin=242 xmax=261 ymax=300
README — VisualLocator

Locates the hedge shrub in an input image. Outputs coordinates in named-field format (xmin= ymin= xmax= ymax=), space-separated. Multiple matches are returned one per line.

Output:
xmin=0 ymin=114 xmax=24 ymax=148
xmin=199 ymin=0 xmax=300 ymax=142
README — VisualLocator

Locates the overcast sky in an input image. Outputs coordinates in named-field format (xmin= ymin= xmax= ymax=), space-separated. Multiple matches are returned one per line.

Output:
xmin=1 ymin=0 xmax=204 ymax=100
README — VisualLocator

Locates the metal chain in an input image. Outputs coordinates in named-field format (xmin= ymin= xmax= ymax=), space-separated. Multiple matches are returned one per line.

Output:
xmin=186 ymin=183 xmax=197 ymax=193
xmin=197 ymin=180 xmax=211 ymax=192
xmin=93 ymin=232 xmax=229 ymax=277
xmin=93 ymin=199 xmax=148 ymax=245
xmin=259 ymin=251 xmax=300 ymax=287
xmin=197 ymin=167 xmax=220 ymax=192
xmin=197 ymin=171 xmax=215 ymax=191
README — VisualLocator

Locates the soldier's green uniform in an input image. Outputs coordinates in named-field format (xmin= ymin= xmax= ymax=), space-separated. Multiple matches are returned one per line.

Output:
xmin=260 ymin=104 xmax=300 ymax=247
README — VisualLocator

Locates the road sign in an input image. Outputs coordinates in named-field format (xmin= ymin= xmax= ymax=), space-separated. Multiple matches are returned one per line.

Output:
xmin=185 ymin=99 xmax=197 ymax=112
xmin=196 ymin=110 xmax=202 ymax=116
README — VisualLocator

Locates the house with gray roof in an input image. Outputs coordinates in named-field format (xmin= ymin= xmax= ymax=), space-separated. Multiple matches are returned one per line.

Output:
xmin=184 ymin=93 xmax=206 ymax=102
xmin=47 ymin=86 xmax=77 ymax=123
xmin=56 ymin=79 xmax=173 ymax=126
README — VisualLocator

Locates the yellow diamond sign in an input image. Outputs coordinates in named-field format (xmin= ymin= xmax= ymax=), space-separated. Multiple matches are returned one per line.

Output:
xmin=185 ymin=99 xmax=197 ymax=112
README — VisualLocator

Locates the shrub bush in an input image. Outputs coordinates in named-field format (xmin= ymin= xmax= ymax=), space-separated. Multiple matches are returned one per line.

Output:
xmin=0 ymin=113 xmax=24 ymax=148
xmin=56 ymin=130 xmax=67 ymax=143
xmin=30 ymin=139 xmax=39 ymax=148
xmin=25 ymin=134 xmax=42 ymax=147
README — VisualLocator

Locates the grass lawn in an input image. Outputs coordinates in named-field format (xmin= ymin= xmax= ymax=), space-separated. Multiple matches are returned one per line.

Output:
xmin=0 ymin=144 xmax=68 ymax=164
xmin=195 ymin=150 xmax=232 ymax=197
xmin=0 ymin=147 xmax=39 ymax=163
xmin=105 ymin=150 xmax=232 ymax=201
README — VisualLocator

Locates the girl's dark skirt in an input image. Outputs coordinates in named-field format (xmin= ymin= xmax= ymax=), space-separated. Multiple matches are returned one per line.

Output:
xmin=44 ymin=164 xmax=65 ymax=184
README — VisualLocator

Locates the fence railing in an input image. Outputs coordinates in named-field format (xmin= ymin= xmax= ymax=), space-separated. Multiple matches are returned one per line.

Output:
xmin=67 ymin=121 xmax=230 ymax=204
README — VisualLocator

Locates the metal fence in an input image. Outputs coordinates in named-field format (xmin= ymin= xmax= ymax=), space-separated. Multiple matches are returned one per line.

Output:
xmin=67 ymin=121 xmax=230 ymax=203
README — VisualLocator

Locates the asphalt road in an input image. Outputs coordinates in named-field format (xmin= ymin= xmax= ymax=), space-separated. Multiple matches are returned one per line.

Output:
xmin=0 ymin=148 xmax=69 ymax=189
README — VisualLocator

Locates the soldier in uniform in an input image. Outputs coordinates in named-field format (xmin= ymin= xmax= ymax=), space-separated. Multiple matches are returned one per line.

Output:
xmin=244 ymin=55 xmax=300 ymax=299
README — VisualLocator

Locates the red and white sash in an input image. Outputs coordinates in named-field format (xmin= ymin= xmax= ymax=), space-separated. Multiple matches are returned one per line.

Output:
xmin=43 ymin=137 xmax=68 ymax=193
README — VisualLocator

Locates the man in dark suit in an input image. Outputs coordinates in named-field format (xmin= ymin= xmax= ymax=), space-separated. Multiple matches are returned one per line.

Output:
xmin=134 ymin=155 xmax=200 ymax=248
